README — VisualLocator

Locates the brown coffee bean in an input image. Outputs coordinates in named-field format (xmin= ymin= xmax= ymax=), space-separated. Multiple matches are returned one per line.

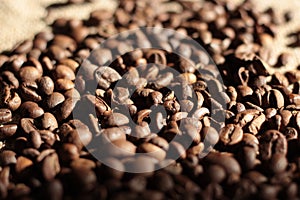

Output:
xmin=101 ymin=127 xmax=127 ymax=143
xmin=1 ymin=86 xmax=22 ymax=111
xmin=0 ymin=109 xmax=12 ymax=124
xmin=205 ymin=164 xmax=226 ymax=183
xmin=29 ymin=130 xmax=42 ymax=149
xmin=40 ymin=112 xmax=58 ymax=131
xmin=268 ymin=153 xmax=288 ymax=174
xmin=99 ymin=158 xmax=125 ymax=180
xmin=68 ymin=168 xmax=97 ymax=193
xmin=0 ymin=150 xmax=16 ymax=166
xmin=70 ymin=158 xmax=96 ymax=171
xmin=219 ymin=124 xmax=243 ymax=145
xmin=58 ymin=98 xmax=78 ymax=120
xmin=41 ymin=153 xmax=60 ymax=181
xmin=54 ymin=65 xmax=76 ymax=81
xmin=58 ymin=143 xmax=79 ymax=163
xmin=246 ymin=113 xmax=266 ymax=135
xmin=259 ymin=130 xmax=287 ymax=160
xmin=124 ymin=156 xmax=156 ymax=174
xmin=167 ymin=141 xmax=186 ymax=160
xmin=15 ymin=156 xmax=33 ymax=174
xmin=147 ymin=136 xmax=168 ymax=150
xmin=102 ymin=139 xmax=136 ymax=157
xmin=263 ymin=89 xmax=285 ymax=108
xmin=19 ymin=66 xmax=42 ymax=82
xmin=52 ymin=34 xmax=76 ymax=52
xmin=21 ymin=81 xmax=42 ymax=102
xmin=39 ymin=130 xmax=56 ymax=146
xmin=45 ymin=92 xmax=65 ymax=109
xmin=283 ymin=127 xmax=298 ymax=140
xmin=42 ymin=180 xmax=63 ymax=200
xmin=104 ymin=112 xmax=129 ymax=127
xmin=0 ymin=124 xmax=17 ymax=139
xmin=137 ymin=143 xmax=166 ymax=161
xmin=20 ymin=118 xmax=36 ymax=134
xmin=1 ymin=71 xmax=19 ymax=88
xmin=204 ymin=152 xmax=241 ymax=175
xmin=201 ymin=126 xmax=219 ymax=147
xmin=38 ymin=76 xmax=54 ymax=96
xmin=20 ymin=101 xmax=44 ymax=118
xmin=95 ymin=66 xmax=122 ymax=90
xmin=55 ymin=79 xmax=75 ymax=91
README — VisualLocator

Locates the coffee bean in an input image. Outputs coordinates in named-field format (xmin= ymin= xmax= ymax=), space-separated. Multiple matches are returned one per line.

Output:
xmin=20 ymin=101 xmax=44 ymax=118
xmin=15 ymin=156 xmax=33 ymax=174
xmin=0 ymin=124 xmax=17 ymax=139
xmin=21 ymin=81 xmax=42 ymax=102
xmin=19 ymin=66 xmax=42 ymax=82
xmin=29 ymin=130 xmax=42 ymax=149
xmin=1 ymin=86 xmax=22 ymax=111
xmin=263 ymin=89 xmax=285 ymax=109
xmin=259 ymin=130 xmax=287 ymax=160
xmin=1 ymin=71 xmax=19 ymax=88
xmin=95 ymin=66 xmax=122 ymax=90
xmin=55 ymin=79 xmax=75 ymax=91
xmin=0 ymin=150 xmax=16 ymax=166
xmin=102 ymin=139 xmax=136 ymax=158
xmin=41 ymin=153 xmax=60 ymax=181
xmin=219 ymin=124 xmax=243 ymax=145
xmin=54 ymin=65 xmax=76 ymax=81
xmin=45 ymin=92 xmax=65 ymax=109
xmin=38 ymin=76 xmax=54 ymax=96
xmin=68 ymin=168 xmax=97 ymax=193
xmin=58 ymin=143 xmax=79 ymax=163
xmin=101 ymin=127 xmax=127 ymax=143
xmin=205 ymin=164 xmax=226 ymax=183
xmin=0 ymin=109 xmax=12 ymax=124
xmin=268 ymin=153 xmax=288 ymax=174
xmin=99 ymin=158 xmax=125 ymax=180
xmin=103 ymin=112 xmax=129 ymax=127
xmin=137 ymin=143 xmax=166 ymax=161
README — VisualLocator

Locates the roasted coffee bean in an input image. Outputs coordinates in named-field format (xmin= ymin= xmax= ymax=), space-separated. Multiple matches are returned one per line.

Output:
xmin=29 ymin=130 xmax=42 ymax=149
xmin=95 ymin=66 xmax=122 ymax=90
xmin=103 ymin=112 xmax=129 ymax=127
xmin=20 ymin=101 xmax=44 ymax=118
xmin=0 ymin=150 xmax=16 ymax=166
xmin=0 ymin=124 xmax=17 ymax=139
xmin=55 ymin=79 xmax=75 ymax=91
xmin=102 ymin=139 xmax=136 ymax=158
xmin=41 ymin=153 xmax=60 ymax=181
xmin=1 ymin=71 xmax=19 ymax=88
xmin=58 ymin=143 xmax=79 ymax=163
xmin=137 ymin=143 xmax=166 ymax=161
xmin=19 ymin=66 xmax=42 ymax=82
xmin=263 ymin=89 xmax=285 ymax=108
xmin=1 ymin=86 xmax=22 ymax=111
xmin=0 ymin=109 xmax=12 ymax=124
xmin=15 ymin=156 xmax=33 ymax=174
xmin=21 ymin=81 xmax=42 ymax=102
xmin=259 ymin=130 xmax=287 ymax=160
xmin=205 ymin=164 xmax=226 ymax=183
xmin=54 ymin=65 xmax=75 ymax=81
xmin=204 ymin=152 xmax=241 ymax=175
xmin=99 ymin=158 xmax=125 ymax=180
xmin=219 ymin=124 xmax=243 ymax=145
xmin=45 ymin=92 xmax=65 ymax=109
xmin=101 ymin=127 xmax=127 ymax=143
xmin=38 ymin=76 xmax=54 ymax=96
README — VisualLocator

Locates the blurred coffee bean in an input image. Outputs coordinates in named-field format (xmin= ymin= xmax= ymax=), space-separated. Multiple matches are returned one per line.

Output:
xmin=259 ymin=130 xmax=287 ymax=160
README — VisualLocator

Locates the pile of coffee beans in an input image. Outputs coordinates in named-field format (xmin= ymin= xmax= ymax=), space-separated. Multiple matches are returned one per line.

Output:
xmin=1 ymin=0 xmax=300 ymax=199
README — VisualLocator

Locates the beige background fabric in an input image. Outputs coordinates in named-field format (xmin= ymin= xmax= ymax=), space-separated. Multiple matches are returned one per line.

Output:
xmin=0 ymin=0 xmax=300 ymax=73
